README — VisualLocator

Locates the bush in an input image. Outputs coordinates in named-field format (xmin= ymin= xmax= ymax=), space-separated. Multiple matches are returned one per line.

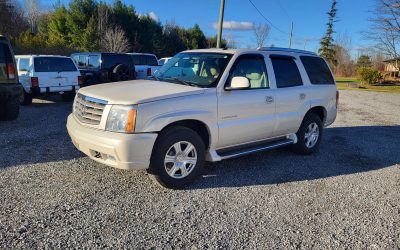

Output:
xmin=357 ymin=67 xmax=383 ymax=85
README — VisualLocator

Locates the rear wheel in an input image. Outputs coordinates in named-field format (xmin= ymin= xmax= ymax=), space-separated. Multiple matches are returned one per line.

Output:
xmin=112 ymin=64 xmax=132 ymax=81
xmin=149 ymin=127 xmax=205 ymax=189
xmin=292 ymin=113 xmax=323 ymax=154
xmin=1 ymin=97 xmax=20 ymax=121
xmin=20 ymin=90 xmax=32 ymax=106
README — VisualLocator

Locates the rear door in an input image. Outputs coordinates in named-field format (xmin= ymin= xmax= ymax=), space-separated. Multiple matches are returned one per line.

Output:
xmin=33 ymin=57 xmax=79 ymax=89
xmin=269 ymin=55 xmax=309 ymax=136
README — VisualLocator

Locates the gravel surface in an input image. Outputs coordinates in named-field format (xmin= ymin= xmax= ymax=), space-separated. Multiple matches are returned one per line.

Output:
xmin=0 ymin=90 xmax=399 ymax=249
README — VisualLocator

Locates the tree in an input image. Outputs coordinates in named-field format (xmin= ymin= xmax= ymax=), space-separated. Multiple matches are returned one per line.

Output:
xmin=253 ymin=23 xmax=270 ymax=48
xmin=0 ymin=0 xmax=28 ymax=40
xmin=319 ymin=0 xmax=338 ymax=66
xmin=366 ymin=0 xmax=400 ymax=58
xmin=333 ymin=33 xmax=356 ymax=76
xmin=24 ymin=0 xmax=40 ymax=34
xmin=102 ymin=25 xmax=130 ymax=52
xmin=357 ymin=55 xmax=372 ymax=68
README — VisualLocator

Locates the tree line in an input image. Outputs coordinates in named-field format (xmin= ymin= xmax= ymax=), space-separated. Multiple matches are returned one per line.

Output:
xmin=0 ymin=0 xmax=225 ymax=57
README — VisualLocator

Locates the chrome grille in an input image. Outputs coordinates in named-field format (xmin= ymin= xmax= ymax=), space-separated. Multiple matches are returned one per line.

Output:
xmin=74 ymin=93 xmax=108 ymax=125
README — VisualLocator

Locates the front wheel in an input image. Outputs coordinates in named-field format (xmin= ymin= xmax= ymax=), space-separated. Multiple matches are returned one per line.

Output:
xmin=292 ymin=113 xmax=323 ymax=154
xmin=149 ymin=127 xmax=205 ymax=189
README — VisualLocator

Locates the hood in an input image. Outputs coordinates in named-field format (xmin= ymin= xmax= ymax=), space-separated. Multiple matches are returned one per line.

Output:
xmin=78 ymin=80 xmax=205 ymax=105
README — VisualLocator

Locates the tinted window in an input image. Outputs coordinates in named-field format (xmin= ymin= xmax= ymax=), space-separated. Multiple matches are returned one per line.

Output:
xmin=229 ymin=56 xmax=269 ymax=89
xmin=146 ymin=55 xmax=158 ymax=66
xmin=72 ymin=55 xmax=87 ymax=68
xmin=34 ymin=57 xmax=77 ymax=72
xmin=102 ymin=54 xmax=133 ymax=69
xmin=300 ymin=56 xmax=335 ymax=84
xmin=88 ymin=55 xmax=100 ymax=68
xmin=271 ymin=56 xmax=303 ymax=88
xmin=19 ymin=58 xmax=30 ymax=71
xmin=0 ymin=43 xmax=12 ymax=63
xmin=131 ymin=55 xmax=140 ymax=65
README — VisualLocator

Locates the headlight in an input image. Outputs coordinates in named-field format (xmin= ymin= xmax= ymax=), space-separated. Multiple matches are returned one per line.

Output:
xmin=106 ymin=105 xmax=137 ymax=133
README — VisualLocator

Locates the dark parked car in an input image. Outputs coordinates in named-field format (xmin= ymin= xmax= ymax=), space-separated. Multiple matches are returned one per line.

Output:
xmin=0 ymin=35 xmax=21 ymax=121
xmin=71 ymin=52 xmax=136 ymax=85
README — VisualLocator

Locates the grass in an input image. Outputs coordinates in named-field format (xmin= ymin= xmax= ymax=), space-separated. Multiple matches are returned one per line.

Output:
xmin=335 ymin=77 xmax=400 ymax=93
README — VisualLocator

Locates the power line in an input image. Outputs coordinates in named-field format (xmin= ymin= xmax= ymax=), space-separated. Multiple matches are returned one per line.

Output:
xmin=247 ymin=0 xmax=289 ymax=35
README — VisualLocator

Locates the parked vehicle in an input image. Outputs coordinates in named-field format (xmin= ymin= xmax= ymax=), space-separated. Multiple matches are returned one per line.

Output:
xmin=128 ymin=53 xmax=160 ymax=79
xmin=158 ymin=57 xmax=172 ymax=66
xmin=15 ymin=55 xmax=82 ymax=104
xmin=67 ymin=47 xmax=338 ymax=189
xmin=71 ymin=52 xmax=136 ymax=86
xmin=0 ymin=36 xmax=21 ymax=121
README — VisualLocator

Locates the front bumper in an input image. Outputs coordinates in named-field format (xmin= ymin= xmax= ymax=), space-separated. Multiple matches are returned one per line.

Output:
xmin=67 ymin=114 xmax=158 ymax=170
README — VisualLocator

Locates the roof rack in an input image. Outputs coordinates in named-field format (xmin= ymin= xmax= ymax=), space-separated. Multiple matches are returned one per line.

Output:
xmin=257 ymin=47 xmax=317 ymax=55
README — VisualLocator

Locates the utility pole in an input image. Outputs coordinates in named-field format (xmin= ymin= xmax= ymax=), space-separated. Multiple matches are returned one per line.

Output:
xmin=289 ymin=21 xmax=293 ymax=48
xmin=216 ymin=0 xmax=225 ymax=48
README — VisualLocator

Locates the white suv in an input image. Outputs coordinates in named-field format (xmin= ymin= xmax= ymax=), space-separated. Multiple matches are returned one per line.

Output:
xmin=67 ymin=48 xmax=338 ymax=188
xmin=15 ymin=55 xmax=82 ymax=105
xmin=128 ymin=53 xmax=160 ymax=79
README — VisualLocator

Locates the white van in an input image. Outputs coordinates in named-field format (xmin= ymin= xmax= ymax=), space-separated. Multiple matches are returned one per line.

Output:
xmin=15 ymin=55 xmax=82 ymax=105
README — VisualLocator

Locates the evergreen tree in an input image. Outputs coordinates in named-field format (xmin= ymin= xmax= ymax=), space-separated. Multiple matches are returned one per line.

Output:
xmin=319 ymin=0 xmax=338 ymax=66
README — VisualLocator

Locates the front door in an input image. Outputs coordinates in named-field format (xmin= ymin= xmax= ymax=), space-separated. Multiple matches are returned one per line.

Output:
xmin=217 ymin=54 xmax=276 ymax=149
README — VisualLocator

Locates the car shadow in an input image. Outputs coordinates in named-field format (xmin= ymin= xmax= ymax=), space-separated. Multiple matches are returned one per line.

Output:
xmin=189 ymin=125 xmax=400 ymax=189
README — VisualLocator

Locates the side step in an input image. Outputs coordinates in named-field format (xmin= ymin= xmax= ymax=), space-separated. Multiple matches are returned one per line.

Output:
xmin=217 ymin=138 xmax=295 ymax=160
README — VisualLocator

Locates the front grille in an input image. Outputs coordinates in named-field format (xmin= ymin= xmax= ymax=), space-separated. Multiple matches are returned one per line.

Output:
xmin=74 ymin=93 xmax=108 ymax=125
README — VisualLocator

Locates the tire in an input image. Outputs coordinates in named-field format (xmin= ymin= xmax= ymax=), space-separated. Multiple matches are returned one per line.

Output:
xmin=20 ymin=90 xmax=32 ymax=106
xmin=149 ymin=126 xmax=205 ymax=189
xmin=112 ymin=64 xmax=132 ymax=82
xmin=1 ymin=97 xmax=20 ymax=121
xmin=61 ymin=93 xmax=75 ymax=102
xmin=292 ymin=113 xmax=323 ymax=155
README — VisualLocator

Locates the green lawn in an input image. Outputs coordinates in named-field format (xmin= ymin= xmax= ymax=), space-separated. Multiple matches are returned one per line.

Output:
xmin=334 ymin=77 xmax=400 ymax=93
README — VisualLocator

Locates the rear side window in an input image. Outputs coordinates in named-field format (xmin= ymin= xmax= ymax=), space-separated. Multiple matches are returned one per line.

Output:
xmin=34 ymin=57 xmax=77 ymax=72
xmin=19 ymin=58 xmax=30 ymax=71
xmin=271 ymin=56 xmax=303 ymax=88
xmin=131 ymin=55 xmax=158 ymax=66
xmin=146 ymin=55 xmax=158 ymax=66
xmin=88 ymin=55 xmax=100 ymax=68
xmin=300 ymin=56 xmax=335 ymax=84
xmin=0 ymin=43 xmax=12 ymax=63
xmin=102 ymin=54 xmax=133 ymax=69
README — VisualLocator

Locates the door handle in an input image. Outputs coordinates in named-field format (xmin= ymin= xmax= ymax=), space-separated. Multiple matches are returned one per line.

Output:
xmin=299 ymin=93 xmax=306 ymax=100
xmin=265 ymin=96 xmax=274 ymax=104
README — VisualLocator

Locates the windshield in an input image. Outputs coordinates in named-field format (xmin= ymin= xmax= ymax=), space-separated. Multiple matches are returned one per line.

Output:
xmin=153 ymin=52 xmax=232 ymax=88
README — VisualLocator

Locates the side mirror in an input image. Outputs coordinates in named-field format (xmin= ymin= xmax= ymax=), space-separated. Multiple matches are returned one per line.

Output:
xmin=226 ymin=76 xmax=250 ymax=90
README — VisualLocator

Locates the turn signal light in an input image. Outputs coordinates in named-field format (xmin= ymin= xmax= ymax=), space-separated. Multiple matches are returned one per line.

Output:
xmin=31 ymin=77 xmax=39 ymax=87
xmin=125 ymin=109 xmax=136 ymax=133
xmin=78 ymin=75 xmax=84 ymax=85
xmin=6 ymin=63 xmax=15 ymax=80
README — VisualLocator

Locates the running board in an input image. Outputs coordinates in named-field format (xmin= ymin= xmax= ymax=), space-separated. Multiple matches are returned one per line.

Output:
xmin=217 ymin=138 xmax=295 ymax=160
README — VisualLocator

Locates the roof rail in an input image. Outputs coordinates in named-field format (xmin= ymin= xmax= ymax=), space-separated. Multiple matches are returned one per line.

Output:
xmin=257 ymin=47 xmax=317 ymax=55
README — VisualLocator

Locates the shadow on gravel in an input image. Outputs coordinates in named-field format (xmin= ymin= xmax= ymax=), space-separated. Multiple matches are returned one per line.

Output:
xmin=190 ymin=125 xmax=400 ymax=189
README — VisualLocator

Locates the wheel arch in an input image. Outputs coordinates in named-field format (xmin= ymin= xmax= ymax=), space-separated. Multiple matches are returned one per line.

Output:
xmin=305 ymin=106 xmax=327 ymax=124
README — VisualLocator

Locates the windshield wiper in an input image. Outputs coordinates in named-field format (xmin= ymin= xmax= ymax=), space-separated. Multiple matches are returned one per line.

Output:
xmin=165 ymin=77 xmax=200 ymax=87
xmin=149 ymin=75 xmax=161 ymax=81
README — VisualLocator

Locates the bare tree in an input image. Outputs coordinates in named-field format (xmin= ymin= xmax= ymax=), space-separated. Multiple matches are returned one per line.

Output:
xmin=24 ymin=0 xmax=40 ymax=33
xmin=366 ymin=0 xmax=400 ymax=58
xmin=333 ymin=33 xmax=356 ymax=76
xmin=102 ymin=25 xmax=131 ymax=53
xmin=253 ymin=23 xmax=270 ymax=48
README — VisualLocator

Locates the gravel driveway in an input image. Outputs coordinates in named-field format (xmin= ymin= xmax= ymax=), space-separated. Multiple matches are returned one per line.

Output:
xmin=0 ymin=90 xmax=399 ymax=249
